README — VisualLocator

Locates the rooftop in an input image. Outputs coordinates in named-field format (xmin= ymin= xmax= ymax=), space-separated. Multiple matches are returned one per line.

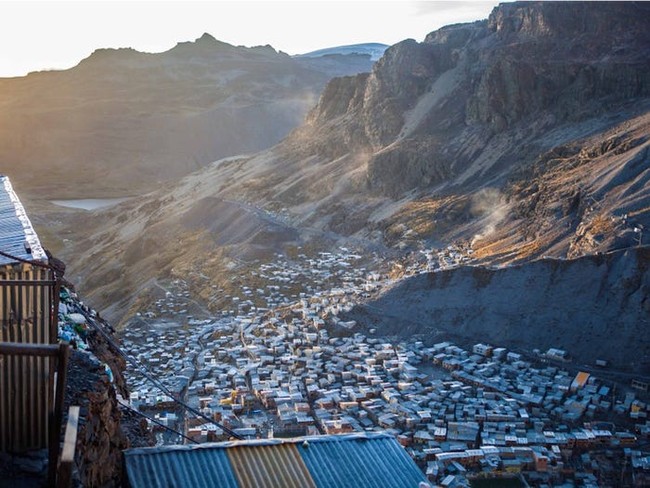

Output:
xmin=0 ymin=176 xmax=46 ymax=265
xmin=124 ymin=432 xmax=427 ymax=488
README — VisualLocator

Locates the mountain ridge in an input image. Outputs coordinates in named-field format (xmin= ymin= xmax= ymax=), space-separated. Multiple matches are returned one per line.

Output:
xmin=0 ymin=33 xmax=377 ymax=198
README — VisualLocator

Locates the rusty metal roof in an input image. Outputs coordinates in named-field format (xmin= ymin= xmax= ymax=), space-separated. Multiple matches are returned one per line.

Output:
xmin=0 ymin=176 xmax=47 ymax=265
xmin=124 ymin=433 xmax=427 ymax=488
xmin=227 ymin=442 xmax=316 ymax=488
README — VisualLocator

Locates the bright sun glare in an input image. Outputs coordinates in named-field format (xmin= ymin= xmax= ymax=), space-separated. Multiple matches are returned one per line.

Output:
xmin=1 ymin=1 xmax=499 ymax=77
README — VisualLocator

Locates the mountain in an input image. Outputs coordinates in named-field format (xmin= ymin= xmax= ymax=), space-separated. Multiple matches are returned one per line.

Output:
xmin=263 ymin=1 xmax=650 ymax=245
xmin=296 ymin=43 xmax=388 ymax=61
xmin=125 ymin=1 xmax=650 ymax=262
xmin=42 ymin=2 xmax=650 ymax=368
xmin=0 ymin=33 xmax=376 ymax=198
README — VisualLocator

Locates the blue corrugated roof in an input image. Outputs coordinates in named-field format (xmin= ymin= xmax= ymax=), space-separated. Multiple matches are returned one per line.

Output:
xmin=125 ymin=444 xmax=239 ymax=488
xmin=124 ymin=433 xmax=428 ymax=488
xmin=0 ymin=176 xmax=47 ymax=265
xmin=297 ymin=433 xmax=427 ymax=488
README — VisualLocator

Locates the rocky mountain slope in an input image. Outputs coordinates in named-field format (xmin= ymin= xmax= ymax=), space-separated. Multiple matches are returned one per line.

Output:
xmin=39 ymin=2 xmax=650 ymax=367
xmin=243 ymin=0 xmax=650 ymax=248
xmin=346 ymin=246 xmax=650 ymax=372
xmin=0 ymin=33 xmax=375 ymax=198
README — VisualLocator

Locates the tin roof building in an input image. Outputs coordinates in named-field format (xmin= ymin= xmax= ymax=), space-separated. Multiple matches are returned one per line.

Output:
xmin=0 ymin=176 xmax=71 ymax=480
xmin=0 ymin=176 xmax=47 ymax=265
xmin=124 ymin=432 xmax=428 ymax=488
xmin=0 ymin=176 xmax=56 ymax=345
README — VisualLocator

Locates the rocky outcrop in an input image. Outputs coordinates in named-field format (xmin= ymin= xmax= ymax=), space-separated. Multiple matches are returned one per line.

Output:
xmin=61 ymin=287 xmax=154 ymax=487
xmin=487 ymin=1 xmax=650 ymax=39
xmin=65 ymin=351 xmax=128 ymax=487
xmin=446 ymin=2 xmax=650 ymax=132
xmin=366 ymin=138 xmax=453 ymax=197
xmin=361 ymin=39 xmax=453 ymax=147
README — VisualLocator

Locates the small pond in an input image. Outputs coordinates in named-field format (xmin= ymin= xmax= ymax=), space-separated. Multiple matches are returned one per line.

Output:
xmin=50 ymin=198 xmax=132 ymax=211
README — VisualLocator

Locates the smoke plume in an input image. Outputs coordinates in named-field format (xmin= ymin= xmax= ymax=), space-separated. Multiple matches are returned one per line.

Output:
xmin=470 ymin=188 xmax=509 ymax=246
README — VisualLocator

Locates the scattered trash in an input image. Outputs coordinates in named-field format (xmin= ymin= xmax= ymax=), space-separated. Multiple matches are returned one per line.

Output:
xmin=58 ymin=286 xmax=114 ymax=382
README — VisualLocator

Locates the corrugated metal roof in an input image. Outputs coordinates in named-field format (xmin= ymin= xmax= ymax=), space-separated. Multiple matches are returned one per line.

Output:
xmin=297 ymin=433 xmax=426 ymax=487
xmin=125 ymin=444 xmax=239 ymax=488
xmin=124 ymin=433 xmax=427 ymax=488
xmin=0 ymin=176 xmax=47 ymax=265
xmin=228 ymin=443 xmax=315 ymax=488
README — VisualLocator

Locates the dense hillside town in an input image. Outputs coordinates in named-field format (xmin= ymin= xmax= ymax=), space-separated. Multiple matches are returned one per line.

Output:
xmin=118 ymin=249 xmax=650 ymax=486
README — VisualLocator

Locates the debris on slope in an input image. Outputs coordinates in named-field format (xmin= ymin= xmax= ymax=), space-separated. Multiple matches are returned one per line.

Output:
xmin=58 ymin=285 xmax=154 ymax=487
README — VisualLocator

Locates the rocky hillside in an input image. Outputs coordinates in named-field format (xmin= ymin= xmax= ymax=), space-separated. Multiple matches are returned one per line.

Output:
xmin=345 ymin=246 xmax=650 ymax=372
xmin=126 ymin=1 xmax=649 ymax=262
xmin=254 ymin=1 xmax=650 ymax=240
xmin=41 ymin=2 xmax=650 ymax=358
xmin=0 ymin=33 xmax=375 ymax=198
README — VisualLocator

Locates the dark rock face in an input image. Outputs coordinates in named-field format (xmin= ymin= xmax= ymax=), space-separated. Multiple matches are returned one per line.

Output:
xmin=292 ymin=1 xmax=650 ymax=197
xmin=367 ymin=138 xmax=453 ymax=197
xmin=346 ymin=247 xmax=650 ymax=371
xmin=362 ymin=39 xmax=452 ymax=146
xmin=487 ymin=1 xmax=650 ymax=40
xmin=471 ymin=2 xmax=650 ymax=128
xmin=65 ymin=351 xmax=127 ymax=487
xmin=61 ymin=289 xmax=154 ymax=487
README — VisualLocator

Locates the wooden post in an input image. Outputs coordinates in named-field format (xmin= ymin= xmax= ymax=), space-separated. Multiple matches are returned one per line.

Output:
xmin=58 ymin=405 xmax=80 ymax=488
xmin=49 ymin=342 xmax=69 ymax=486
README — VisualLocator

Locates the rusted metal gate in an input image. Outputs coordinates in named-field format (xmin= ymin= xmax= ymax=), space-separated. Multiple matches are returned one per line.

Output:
xmin=0 ymin=264 xmax=58 ymax=344
xmin=0 ymin=260 xmax=61 ymax=454
xmin=0 ymin=342 xmax=69 ymax=485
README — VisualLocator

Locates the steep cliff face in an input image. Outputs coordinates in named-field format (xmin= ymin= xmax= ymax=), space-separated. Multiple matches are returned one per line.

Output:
xmin=467 ymin=2 xmax=650 ymax=128
xmin=292 ymin=1 xmax=650 ymax=199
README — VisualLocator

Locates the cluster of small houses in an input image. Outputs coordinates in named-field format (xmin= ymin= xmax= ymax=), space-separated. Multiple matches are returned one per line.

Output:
xmin=140 ymin=250 xmax=383 ymax=319
xmin=118 ymin=248 xmax=650 ymax=486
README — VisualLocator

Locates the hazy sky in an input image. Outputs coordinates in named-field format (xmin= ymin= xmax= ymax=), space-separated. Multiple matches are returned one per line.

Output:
xmin=1 ymin=1 xmax=500 ymax=78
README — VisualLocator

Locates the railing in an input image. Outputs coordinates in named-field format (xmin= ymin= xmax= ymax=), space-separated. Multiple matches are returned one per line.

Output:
xmin=0 ymin=250 xmax=61 ymax=345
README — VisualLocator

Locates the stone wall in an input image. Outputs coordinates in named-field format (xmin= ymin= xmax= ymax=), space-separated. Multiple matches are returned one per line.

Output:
xmin=62 ymin=290 xmax=153 ymax=487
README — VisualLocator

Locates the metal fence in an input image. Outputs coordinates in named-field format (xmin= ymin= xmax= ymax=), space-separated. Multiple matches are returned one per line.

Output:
xmin=0 ymin=264 xmax=58 ymax=344
xmin=0 ymin=342 xmax=68 ymax=467
xmin=0 ymin=262 xmax=61 ymax=454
